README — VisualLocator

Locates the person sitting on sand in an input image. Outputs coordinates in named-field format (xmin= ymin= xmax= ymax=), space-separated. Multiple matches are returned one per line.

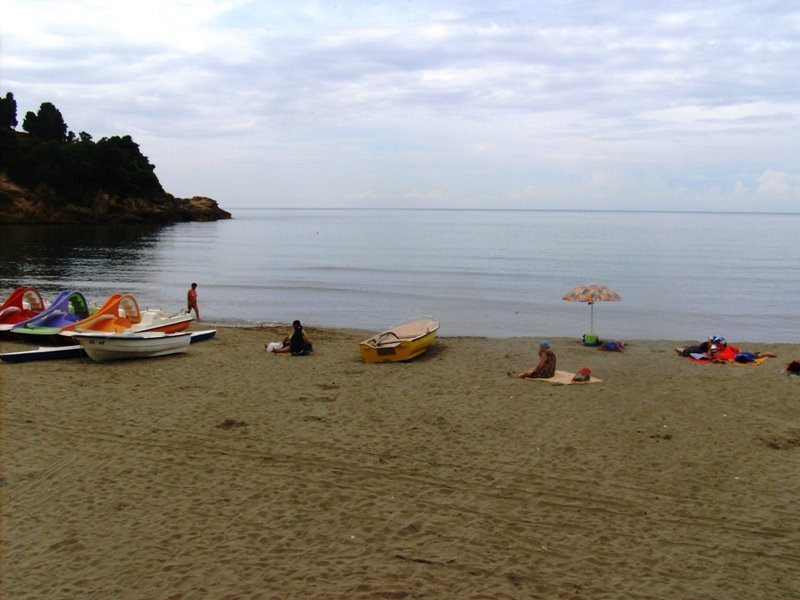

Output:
xmin=519 ymin=340 xmax=556 ymax=379
xmin=269 ymin=320 xmax=313 ymax=356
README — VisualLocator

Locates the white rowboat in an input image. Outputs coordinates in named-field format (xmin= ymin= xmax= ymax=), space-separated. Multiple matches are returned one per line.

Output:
xmin=72 ymin=331 xmax=192 ymax=362
xmin=1 ymin=329 xmax=216 ymax=363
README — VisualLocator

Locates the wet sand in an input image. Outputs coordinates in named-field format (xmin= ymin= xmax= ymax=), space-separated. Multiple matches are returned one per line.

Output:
xmin=2 ymin=327 xmax=799 ymax=599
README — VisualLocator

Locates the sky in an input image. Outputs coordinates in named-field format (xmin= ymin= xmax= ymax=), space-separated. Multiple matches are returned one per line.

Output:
xmin=2 ymin=1 xmax=799 ymax=212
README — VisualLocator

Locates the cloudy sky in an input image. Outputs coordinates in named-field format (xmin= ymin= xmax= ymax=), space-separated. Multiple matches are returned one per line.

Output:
xmin=3 ymin=1 xmax=799 ymax=211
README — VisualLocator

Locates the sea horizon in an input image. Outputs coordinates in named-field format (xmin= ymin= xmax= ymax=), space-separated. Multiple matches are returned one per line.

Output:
xmin=2 ymin=208 xmax=799 ymax=344
xmin=225 ymin=206 xmax=800 ymax=216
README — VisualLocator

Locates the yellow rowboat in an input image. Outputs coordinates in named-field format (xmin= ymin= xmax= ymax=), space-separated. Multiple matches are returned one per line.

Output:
xmin=359 ymin=317 xmax=440 ymax=363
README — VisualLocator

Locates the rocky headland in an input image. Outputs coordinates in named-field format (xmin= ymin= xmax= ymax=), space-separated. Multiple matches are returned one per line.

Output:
xmin=0 ymin=174 xmax=231 ymax=224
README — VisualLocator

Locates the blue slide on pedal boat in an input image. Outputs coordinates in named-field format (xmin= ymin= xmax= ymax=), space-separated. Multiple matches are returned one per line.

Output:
xmin=10 ymin=290 xmax=91 ymax=342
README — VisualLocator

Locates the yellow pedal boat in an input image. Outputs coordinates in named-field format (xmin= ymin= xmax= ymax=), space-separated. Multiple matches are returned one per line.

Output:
xmin=359 ymin=317 xmax=439 ymax=363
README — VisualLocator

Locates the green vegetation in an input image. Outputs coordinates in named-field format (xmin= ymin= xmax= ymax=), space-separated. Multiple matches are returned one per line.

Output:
xmin=0 ymin=92 xmax=166 ymax=208
xmin=0 ymin=91 xmax=230 ymax=223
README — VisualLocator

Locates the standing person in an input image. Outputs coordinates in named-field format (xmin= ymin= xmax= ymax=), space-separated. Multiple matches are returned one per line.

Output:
xmin=186 ymin=282 xmax=200 ymax=321
xmin=518 ymin=340 xmax=557 ymax=379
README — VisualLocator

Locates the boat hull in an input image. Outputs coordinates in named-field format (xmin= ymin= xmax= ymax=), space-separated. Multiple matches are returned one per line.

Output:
xmin=73 ymin=331 xmax=192 ymax=362
xmin=359 ymin=318 xmax=439 ymax=363
xmin=0 ymin=345 xmax=86 ymax=363
xmin=10 ymin=328 xmax=82 ymax=345
xmin=1 ymin=330 xmax=216 ymax=363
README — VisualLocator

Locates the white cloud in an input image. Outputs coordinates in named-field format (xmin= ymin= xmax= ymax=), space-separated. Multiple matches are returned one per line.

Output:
xmin=757 ymin=169 xmax=795 ymax=195
xmin=3 ymin=0 xmax=800 ymax=211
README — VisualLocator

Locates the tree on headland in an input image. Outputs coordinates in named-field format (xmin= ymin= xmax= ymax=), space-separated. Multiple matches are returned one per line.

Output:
xmin=22 ymin=102 xmax=68 ymax=142
xmin=95 ymin=135 xmax=163 ymax=198
xmin=0 ymin=91 xmax=231 ymax=223
xmin=0 ymin=92 xmax=18 ymax=129
xmin=2 ymin=95 xmax=162 ymax=203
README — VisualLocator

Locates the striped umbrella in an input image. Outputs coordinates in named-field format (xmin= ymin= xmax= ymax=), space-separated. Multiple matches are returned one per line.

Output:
xmin=562 ymin=284 xmax=621 ymax=335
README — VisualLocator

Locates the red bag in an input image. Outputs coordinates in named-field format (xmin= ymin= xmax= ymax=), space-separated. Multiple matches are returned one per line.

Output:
xmin=572 ymin=367 xmax=591 ymax=382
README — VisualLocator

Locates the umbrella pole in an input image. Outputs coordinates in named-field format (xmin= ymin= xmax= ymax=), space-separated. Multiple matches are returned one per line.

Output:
xmin=590 ymin=302 xmax=594 ymax=335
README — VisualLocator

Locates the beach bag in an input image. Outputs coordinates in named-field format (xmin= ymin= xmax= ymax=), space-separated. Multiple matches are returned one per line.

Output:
xmin=786 ymin=360 xmax=800 ymax=375
xmin=572 ymin=367 xmax=591 ymax=382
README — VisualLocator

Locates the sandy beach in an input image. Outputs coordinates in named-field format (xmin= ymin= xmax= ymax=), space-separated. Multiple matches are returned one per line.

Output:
xmin=1 ymin=326 xmax=799 ymax=599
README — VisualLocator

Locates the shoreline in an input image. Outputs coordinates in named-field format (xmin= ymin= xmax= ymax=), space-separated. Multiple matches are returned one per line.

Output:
xmin=2 ymin=324 xmax=798 ymax=364
xmin=2 ymin=325 xmax=799 ymax=598
xmin=175 ymin=313 xmax=800 ymax=344
xmin=53 ymin=320 xmax=800 ymax=347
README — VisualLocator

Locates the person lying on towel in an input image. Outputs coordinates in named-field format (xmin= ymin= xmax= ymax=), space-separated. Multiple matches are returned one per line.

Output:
xmin=599 ymin=340 xmax=625 ymax=352
xmin=675 ymin=336 xmax=714 ymax=357
xmin=683 ymin=336 xmax=776 ymax=363
xmin=702 ymin=337 xmax=739 ymax=362
xmin=676 ymin=335 xmax=737 ymax=361
xmin=732 ymin=350 xmax=777 ymax=363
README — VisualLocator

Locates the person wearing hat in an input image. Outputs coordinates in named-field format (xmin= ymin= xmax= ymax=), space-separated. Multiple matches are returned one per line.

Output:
xmin=519 ymin=340 xmax=557 ymax=379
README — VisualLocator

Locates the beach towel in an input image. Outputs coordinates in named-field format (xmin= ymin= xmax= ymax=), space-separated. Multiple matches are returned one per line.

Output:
xmin=525 ymin=370 xmax=602 ymax=385
xmin=688 ymin=352 xmax=772 ymax=366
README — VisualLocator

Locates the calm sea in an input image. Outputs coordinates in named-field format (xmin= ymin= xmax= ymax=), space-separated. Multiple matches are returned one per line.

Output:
xmin=1 ymin=209 xmax=799 ymax=343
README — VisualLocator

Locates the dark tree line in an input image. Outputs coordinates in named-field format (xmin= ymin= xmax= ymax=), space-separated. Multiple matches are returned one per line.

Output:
xmin=0 ymin=91 xmax=166 ymax=206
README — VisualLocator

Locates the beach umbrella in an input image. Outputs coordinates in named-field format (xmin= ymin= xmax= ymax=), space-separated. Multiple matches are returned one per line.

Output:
xmin=562 ymin=284 xmax=621 ymax=335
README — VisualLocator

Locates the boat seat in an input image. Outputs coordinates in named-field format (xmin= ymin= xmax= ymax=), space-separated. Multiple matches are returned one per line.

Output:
xmin=0 ymin=306 xmax=20 ymax=319
xmin=377 ymin=341 xmax=401 ymax=348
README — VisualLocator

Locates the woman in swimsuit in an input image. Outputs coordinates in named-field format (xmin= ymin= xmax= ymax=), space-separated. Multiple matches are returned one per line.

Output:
xmin=186 ymin=282 xmax=200 ymax=321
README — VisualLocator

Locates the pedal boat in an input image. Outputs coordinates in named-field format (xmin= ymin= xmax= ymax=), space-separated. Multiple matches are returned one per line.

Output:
xmin=10 ymin=290 xmax=91 ymax=341
xmin=359 ymin=316 xmax=439 ymax=363
xmin=0 ymin=287 xmax=47 ymax=331
xmin=59 ymin=293 xmax=192 ymax=337
xmin=1 ymin=329 xmax=216 ymax=363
